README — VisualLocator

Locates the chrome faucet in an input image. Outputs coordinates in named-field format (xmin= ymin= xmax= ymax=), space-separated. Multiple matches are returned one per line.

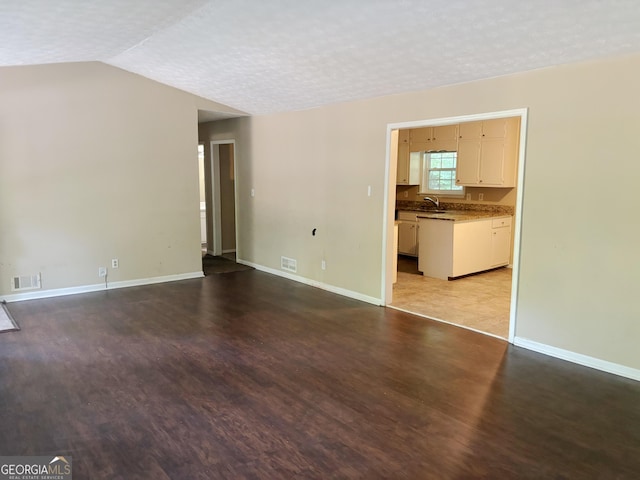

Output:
xmin=423 ymin=196 xmax=440 ymax=209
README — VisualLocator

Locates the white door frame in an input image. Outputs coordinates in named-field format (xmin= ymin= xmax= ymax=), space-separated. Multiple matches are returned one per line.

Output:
xmin=209 ymin=140 xmax=237 ymax=257
xmin=382 ymin=108 xmax=528 ymax=343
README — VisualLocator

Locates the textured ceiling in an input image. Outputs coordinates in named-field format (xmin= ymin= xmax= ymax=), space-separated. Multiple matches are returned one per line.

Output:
xmin=3 ymin=0 xmax=640 ymax=115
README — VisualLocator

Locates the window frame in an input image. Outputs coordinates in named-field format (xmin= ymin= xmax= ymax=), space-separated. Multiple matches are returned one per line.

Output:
xmin=418 ymin=151 xmax=465 ymax=197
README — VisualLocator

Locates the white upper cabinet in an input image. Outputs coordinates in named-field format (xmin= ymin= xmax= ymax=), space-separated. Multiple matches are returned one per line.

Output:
xmin=431 ymin=125 xmax=459 ymax=152
xmin=397 ymin=129 xmax=421 ymax=185
xmin=456 ymin=117 xmax=520 ymax=187
xmin=398 ymin=116 xmax=520 ymax=188
xmin=410 ymin=125 xmax=459 ymax=153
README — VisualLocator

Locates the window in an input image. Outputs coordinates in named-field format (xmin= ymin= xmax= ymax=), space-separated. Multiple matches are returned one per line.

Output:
xmin=419 ymin=151 xmax=464 ymax=196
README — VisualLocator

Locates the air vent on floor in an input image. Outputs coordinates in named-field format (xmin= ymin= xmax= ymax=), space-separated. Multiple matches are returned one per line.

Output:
xmin=280 ymin=256 xmax=297 ymax=273
xmin=12 ymin=273 xmax=41 ymax=291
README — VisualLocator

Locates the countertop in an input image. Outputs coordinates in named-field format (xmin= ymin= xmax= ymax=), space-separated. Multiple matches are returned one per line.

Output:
xmin=414 ymin=210 xmax=511 ymax=222
xmin=397 ymin=201 xmax=514 ymax=222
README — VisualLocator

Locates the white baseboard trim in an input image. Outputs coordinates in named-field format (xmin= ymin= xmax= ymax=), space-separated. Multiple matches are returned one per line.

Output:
xmin=222 ymin=249 xmax=237 ymax=254
xmin=514 ymin=337 xmax=640 ymax=382
xmin=0 ymin=271 xmax=204 ymax=303
xmin=237 ymin=259 xmax=382 ymax=306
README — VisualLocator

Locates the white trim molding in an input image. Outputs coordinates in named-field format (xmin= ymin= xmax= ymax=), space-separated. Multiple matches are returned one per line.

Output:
xmin=0 ymin=272 xmax=204 ymax=303
xmin=514 ymin=337 xmax=640 ymax=382
xmin=238 ymin=259 xmax=382 ymax=306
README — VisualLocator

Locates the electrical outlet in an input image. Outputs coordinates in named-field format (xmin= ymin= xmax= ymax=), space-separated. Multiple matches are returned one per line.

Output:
xmin=404 ymin=191 xmax=409 ymax=198
xmin=466 ymin=193 xmax=471 ymax=201
xmin=98 ymin=267 xmax=107 ymax=277
xmin=321 ymin=260 xmax=326 ymax=270
xmin=479 ymin=193 xmax=484 ymax=201
xmin=250 ymin=188 xmax=255 ymax=197
xmin=111 ymin=259 xmax=119 ymax=269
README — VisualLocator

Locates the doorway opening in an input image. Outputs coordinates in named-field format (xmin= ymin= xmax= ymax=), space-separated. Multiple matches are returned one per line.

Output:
xmin=207 ymin=140 xmax=238 ymax=259
xmin=197 ymin=143 xmax=207 ymax=254
xmin=383 ymin=109 xmax=528 ymax=343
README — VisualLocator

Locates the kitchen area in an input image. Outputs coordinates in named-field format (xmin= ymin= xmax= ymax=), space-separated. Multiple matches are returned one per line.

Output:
xmin=391 ymin=115 xmax=521 ymax=339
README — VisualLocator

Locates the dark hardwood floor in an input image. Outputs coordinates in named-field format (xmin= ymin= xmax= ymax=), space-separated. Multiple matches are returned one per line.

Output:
xmin=1 ymin=270 xmax=639 ymax=479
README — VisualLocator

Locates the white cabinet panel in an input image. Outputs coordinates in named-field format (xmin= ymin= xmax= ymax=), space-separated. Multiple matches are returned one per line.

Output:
xmin=398 ymin=211 xmax=419 ymax=256
xmin=490 ymin=217 xmax=512 ymax=267
xmin=451 ymin=220 xmax=492 ymax=278
xmin=397 ymin=130 xmax=421 ymax=185
xmin=417 ymin=218 xmax=453 ymax=279
xmin=398 ymin=222 xmax=418 ymax=256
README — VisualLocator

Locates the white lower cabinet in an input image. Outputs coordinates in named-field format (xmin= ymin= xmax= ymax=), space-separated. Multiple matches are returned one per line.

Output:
xmin=490 ymin=217 xmax=512 ymax=267
xmin=418 ymin=216 xmax=512 ymax=280
xmin=393 ymin=223 xmax=399 ymax=284
xmin=398 ymin=222 xmax=418 ymax=256
xmin=397 ymin=211 xmax=419 ymax=256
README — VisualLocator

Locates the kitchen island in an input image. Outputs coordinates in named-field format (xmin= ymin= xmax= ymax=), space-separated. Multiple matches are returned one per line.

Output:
xmin=417 ymin=211 xmax=512 ymax=280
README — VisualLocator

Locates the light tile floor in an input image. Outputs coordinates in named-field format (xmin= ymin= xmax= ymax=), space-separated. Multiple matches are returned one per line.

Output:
xmin=390 ymin=256 xmax=512 ymax=338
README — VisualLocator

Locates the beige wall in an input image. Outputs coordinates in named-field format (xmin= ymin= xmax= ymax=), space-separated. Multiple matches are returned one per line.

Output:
xmin=203 ymin=53 xmax=640 ymax=372
xmin=0 ymin=62 xmax=240 ymax=294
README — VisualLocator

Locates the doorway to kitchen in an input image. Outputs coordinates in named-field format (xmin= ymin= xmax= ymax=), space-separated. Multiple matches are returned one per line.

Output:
xmin=383 ymin=109 xmax=528 ymax=343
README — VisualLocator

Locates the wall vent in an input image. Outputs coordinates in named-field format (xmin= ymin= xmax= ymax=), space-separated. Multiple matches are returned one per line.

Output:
xmin=11 ymin=273 xmax=41 ymax=291
xmin=280 ymin=256 xmax=297 ymax=273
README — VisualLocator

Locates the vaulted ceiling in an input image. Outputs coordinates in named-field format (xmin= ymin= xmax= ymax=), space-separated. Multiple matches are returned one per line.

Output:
xmin=3 ymin=0 xmax=640 ymax=116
